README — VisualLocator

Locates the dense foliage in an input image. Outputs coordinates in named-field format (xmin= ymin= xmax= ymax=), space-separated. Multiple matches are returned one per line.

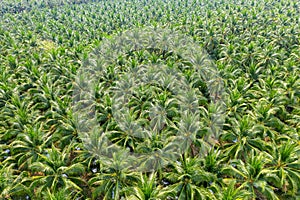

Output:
xmin=0 ymin=0 xmax=299 ymax=199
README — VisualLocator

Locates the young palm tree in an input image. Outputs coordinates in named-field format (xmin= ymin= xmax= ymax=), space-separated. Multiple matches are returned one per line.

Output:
xmin=222 ymin=150 xmax=280 ymax=200
xmin=28 ymin=143 xmax=86 ymax=198
xmin=0 ymin=163 xmax=16 ymax=199
xmin=127 ymin=172 xmax=163 ymax=200
xmin=7 ymin=123 xmax=52 ymax=170
xmin=265 ymin=141 xmax=300 ymax=196
xmin=41 ymin=187 xmax=82 ymax=200
xmin=221 ymin=115 xmax=267 ymax=159
xmin=211 ymin=180 xmax=251 ymax=200
xmin=89 ymin=150 xmax=139 ymax=200
xmin=160 ymin=155 xmax=217 ymax=200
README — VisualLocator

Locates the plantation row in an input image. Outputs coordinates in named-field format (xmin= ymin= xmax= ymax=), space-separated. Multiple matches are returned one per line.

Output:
xmin=0 ymin=0 xmax=299 ymax=199
xmin=0 ymin=0 xmax=93 ymax=15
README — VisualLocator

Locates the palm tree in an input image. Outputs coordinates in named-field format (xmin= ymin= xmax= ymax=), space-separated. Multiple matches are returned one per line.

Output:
xmin=89 ymin=150 xmax=139 ymax=200
xmin=127 ymin=172 xmax=163 ymax=200
xmin=0 ymin=163 xmax=16 ymax=199
xmin=221 ymin=115 xmax=267 ymax=160
xmin=211 ymin=180 xmax=251 ymax=200
xmin=0 ymin=93 xmax=35 ymax=143
xmin=160 ymin=155 xmax=217 ymax=200
xmin=225 ymin=77 xmax=252 ymax=118
xmin=41 ymin=187 xmax=82 ymax=200
xmin=28 ymin=143 xmax=86 ymax=198
xmin=7 ymin=123 xmax=52 ymax=170
xmin=199 ymin=149 xmax=225 ymax=175
xmin=265 ymin=141 xmax=300 ymax=196
xmin=222 ymin=150 xmax=280 ymax=200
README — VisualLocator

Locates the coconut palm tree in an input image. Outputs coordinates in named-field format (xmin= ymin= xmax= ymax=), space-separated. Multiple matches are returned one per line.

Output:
xmin=127 ymin=172 xmax=163 ymax=200
xmin=89 ymin=150 xmax=139 ymax=200
xmin=0 ymin=163 xmax=17 ymax=199
xmin=27 ymin=143 xmax=86 ymax=198
xmin=221 ymin=115 xmax=268 ymax=160
xmin=265 ymin=141 xmax=300 ymax=196
xmin=7 ymin=123 xmax=52 ymax=170
xmin=211 ymin=180 xmax=251 ymax=200
xmin=160 ymin=155 xmax=217 ymax=199
xmin=222 ymin=150 xmax=280 ymax=200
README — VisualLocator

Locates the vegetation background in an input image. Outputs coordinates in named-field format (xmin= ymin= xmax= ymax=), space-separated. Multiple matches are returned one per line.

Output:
xmin=0 ymin=0 xmax=299 ymax=199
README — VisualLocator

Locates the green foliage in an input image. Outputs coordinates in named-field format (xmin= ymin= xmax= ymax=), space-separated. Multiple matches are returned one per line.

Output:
xmin=0 ymin=0 xmax=299 ymax=199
